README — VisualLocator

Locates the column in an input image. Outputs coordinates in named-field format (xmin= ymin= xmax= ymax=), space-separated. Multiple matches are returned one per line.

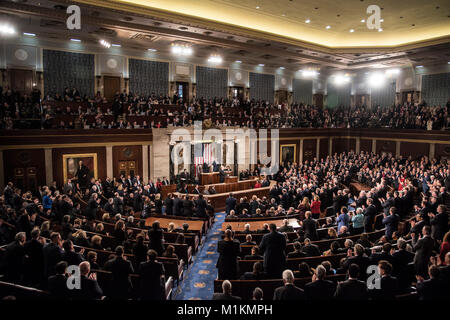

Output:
xmin=299 ymin=139 xmax=304 ymax=163
xmin=395 ymin=141 xmax=401 ymax=157
xmin=0 ymin=150 xmax=4 ymax=188
xmin=106 ymin=146 xmax=113 ymax=179
xmin=316 ymin=138 xmax=320 ymax=160
xmin=372 ymin=139 xmax=376 ymax=154
xmin=355 ymin=137 xmax=361 ymax=154
xmin=328 ymin=137 xmax=333 ymax=156
xmin=142 ymin=144 xmax=149 ymax=184
xmin=429 ymin=143 xmax=435 ymax=160
xmin=44 ymin=148 xmax=53 ymax=185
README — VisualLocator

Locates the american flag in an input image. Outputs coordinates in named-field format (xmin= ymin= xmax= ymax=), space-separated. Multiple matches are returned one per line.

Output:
xmin=194 ymin=144 xmax=213 ymax=174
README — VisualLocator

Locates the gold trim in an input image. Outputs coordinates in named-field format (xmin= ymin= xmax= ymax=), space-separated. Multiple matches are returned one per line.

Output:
xmin=280 ymin=144 xmax=297 ymax=165
xmin=62 ymin=153 xmax=98 ymax=184
xmin=0 ymin=141 xmax=152 ymax=151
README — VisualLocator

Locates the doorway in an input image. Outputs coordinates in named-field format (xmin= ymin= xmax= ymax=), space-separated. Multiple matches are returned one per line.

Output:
xmin=230 ymin=86 xmax=244 ymax=101
xmin=103 ymin=76 xmax=121 ymax=101
xmin=313 ymin=94 xmax=324 ymax=107
xmin=276 ymin=90 xmax=288 ymax=104
xmin=176 ymin=82 xmax=189 ymax=103
xmin=402 ymin=91 xmax=414 ymax=104
xmin=9 ymin=69 xmax=33 ymax=94
xmin=119 ymin=161 xmax=136 ymax=177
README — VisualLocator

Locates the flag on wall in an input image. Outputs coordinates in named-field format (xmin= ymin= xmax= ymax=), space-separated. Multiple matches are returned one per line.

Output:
xmin=194 ymin=144 xmax=213 ymax=176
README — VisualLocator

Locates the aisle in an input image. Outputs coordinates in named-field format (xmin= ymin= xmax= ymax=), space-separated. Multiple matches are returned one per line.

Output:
xmin=174 ymin=213 xmax=225 ymax=300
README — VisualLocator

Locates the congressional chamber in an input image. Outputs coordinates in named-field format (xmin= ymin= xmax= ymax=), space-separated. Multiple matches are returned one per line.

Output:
xmin=0 ymin=0 xmax=449 ymax=305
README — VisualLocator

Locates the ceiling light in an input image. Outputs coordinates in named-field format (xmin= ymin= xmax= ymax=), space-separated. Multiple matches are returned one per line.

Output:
xmin=208 ymin=54 xmax=223 ymax=64
xmin=279 ymin=67 xmax=285 ymax=69
xmin=171 ymin=43 xmax=193 ymax=56
xmin=326 ymin=25 xmax=331 ymax=29
xmin=378 ymin=28 xmax=383 ymax=32
xmin=385 ymin=68 xmax=400 ymax=75
xmin=258 ymin=64 xmax=264 ymax=67
xmin=349 ymin=29 xmax=354 ymax=33
xmin=333 ymin=75 xmax=350 ymax=85
xmin=305 ymin=19 xmax=311 ymax=23
xmin=302 ymin=70 xmax=318 ymax=77
xmin=380 ymin=19 xmax=384 ymax=22
xmin=368 ymin=72 xmax=385 ymax=88
xmin=282 ymin=14 xmax=286 ymax=17
xmin=111 ymin=44 xmax=121 ymax=47
xmin=70 ymin=38 xmax=81 ymax=42
xmin=416 ymin=65 xmax=423 ymax=68
xmin=256 ymin=6 xmax=260 ymax=9
xmin=99 ymin=39 xmax=111 ymax=48
xmin=23 ymin=32 xmax=36 ymax=37
xmin=235 ymin=60 xmax=242 ymax=63
xmin=361 ymin=19 xmax=365 ymax=23
xmin=148 ymin=48 xmax=157 ymax=52
xmin=0 ymin=24 xmax=15 ymax=35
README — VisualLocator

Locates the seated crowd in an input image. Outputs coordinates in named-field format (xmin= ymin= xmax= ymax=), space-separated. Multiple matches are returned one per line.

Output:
xmin=1 ymin=86 xmax=449 ymax=130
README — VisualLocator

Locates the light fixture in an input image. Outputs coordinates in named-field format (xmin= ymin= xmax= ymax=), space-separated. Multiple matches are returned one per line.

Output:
xmin=99 ymin=39 xmax=111 ymax=48
xmin=23 ymin=32 xmax=36 ymax=37
xmin=349 ymin=29 xmax=354 ymax=33
xmin=70 ymin=38 xmax=81 ymax=42
xmin=235 ymin=60 xmax=242 ymax=63
xmin=208 ymin=54 xmax=223 ymax=64
xmin=258 ymin=64 xmax=264 ymax=67
xmin=378 ymin=28 xmax=383 ymax=32
xmin=279 ymin=67 xmax=285 ymax=69
xmin=148 ymin=48 xmax=157 ymax=52
xmin=361 ymin=19 xmax=365 ymax=23
xmin=171 ymin=43 xmax=193 ymax=56
xmin=333 ymin=74 xmax=350 ymax=85
xmin=302 ymin=70 xmax=318 ymax=77
xmin=256 ymin=6 xmax=260 ymax=9
xmin=385 ymin=68 xmax=400 ymax=75
xmin=368 ymin=72 xmax=385 ymax=88
xmin=380 ymin=19 xmax=384 ymax=22
xmin=305 ymin=19 xmax=311 ymax=23
xmin=326 ymin=25 xmax=331 ymax=29
xmin=0 ymin=24 xmax=15 ymax=35
xmin=111 ymin=44 xmax=121 ymax=47
xmin=416 ymin=65 xmax=423 ymax=68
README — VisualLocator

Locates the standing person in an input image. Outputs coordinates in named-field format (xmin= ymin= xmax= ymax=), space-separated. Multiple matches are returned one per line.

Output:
xmin=382 ymin=207 xmax=400 ymax=240
xmin=75 ymin=160 xmax=90 ymax=189
xmin=259 ymin=223 xmax=287 ymax=279
xmin=216 ymin=229 xmax=241 ymax=280
xmin=412 ymin=226 xmax=435 ymax=278
xmin=104 ymin=246 xmax=134 ymax=299
xmin=363 ymin=198 xmax=377 ymax=233
xmin=148 ymin=221 xmax=164 ymax=256
xmin=138 ymin=249 xmax=166 ymax=300
xmin=310 ymin=195 xmax=321 ymax=219
xmin=351 ymin=208 xmax=365 ymax=235
xmin=225 ymin=193 xmax=236 ymax=215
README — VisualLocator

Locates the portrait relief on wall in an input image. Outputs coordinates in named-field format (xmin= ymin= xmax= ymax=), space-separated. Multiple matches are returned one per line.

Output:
xmin=63 ymin=153 xmax=98 ymax=187
xmin=280 ymin=144 xmax=296 ymax=165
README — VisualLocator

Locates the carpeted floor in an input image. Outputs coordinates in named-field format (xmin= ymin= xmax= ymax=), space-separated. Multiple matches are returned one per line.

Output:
xmin=174 ymin=212 xmax=225 ymax=300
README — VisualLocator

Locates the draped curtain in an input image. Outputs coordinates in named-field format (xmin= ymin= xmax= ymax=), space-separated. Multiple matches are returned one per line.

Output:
xmin=195 ymin=66 xmax=227 ymax=100
xmin=293 ymin=78 xmax=313 ymax=104
xmin=129 ymin=59 xmax=169 ymax=96
xmin=421 ymin=73 xmax=450 ymax=106
xmin=250 ymin=72 xmax=274 ymax=102
xmin=371 ymin=80 xmax=396 ymax=107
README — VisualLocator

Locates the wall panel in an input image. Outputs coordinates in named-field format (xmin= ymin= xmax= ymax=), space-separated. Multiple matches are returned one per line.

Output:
xmin=250 ymin=72 xmax=274 ymax=102
xmin=129 ymin=59 xmax=169 ymax=96
xmin=195 ymin=66 xmax=227 ymax=99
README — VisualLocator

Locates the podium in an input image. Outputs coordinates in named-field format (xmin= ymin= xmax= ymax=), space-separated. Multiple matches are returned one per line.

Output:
xmin=200 ymin=172 xmax=220 ymax=185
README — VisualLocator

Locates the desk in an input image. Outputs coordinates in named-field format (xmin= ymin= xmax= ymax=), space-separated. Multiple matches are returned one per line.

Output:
xmin=225 ymin=176 xmax=238 ymax=183
xmin=145 ymin=217 xmax=204 ymax=234
xmin=221 ymin=218 xmax=300 ymax=232
xmin=200 ymin=172 xmax=219 ymax=185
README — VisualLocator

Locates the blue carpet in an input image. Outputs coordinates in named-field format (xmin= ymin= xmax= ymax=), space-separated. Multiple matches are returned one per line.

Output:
xmin=174 ymin=213 xmax=225 ymax=300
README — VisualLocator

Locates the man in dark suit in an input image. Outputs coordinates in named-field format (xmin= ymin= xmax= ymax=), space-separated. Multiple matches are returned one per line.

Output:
xmin=243 ymin=246 xmax=263 ymax=260
xmin=43 ymin=232 xmax=64 ymax=277
xmin=62 ymin=240 xmax=85 ymax=266
xmin=302 ymin=211 xmax=318 ymax=240
xmin=180 ymin=169 xmax=189 ymax=183
xmin=172 ymin=194 xmax=181 ymax=216
xmin=104 ymin=246 xmax=135 ymax=299
xmin=334 ymin=264 xmax=369 ymax=300
xmin=138 ymin=249 xmax=165 ymax=300
xmin=225 ymin=193 xmax=236 ymax=215
xmin=219 ymin=165 xmax=226 ymax=183
xmin=381 ymin=192 xmax=395 ymax=215
xmin=382 ymin=207 xmax=400 ymax=240
xmin=273 ymin=269 xmax=306 ymax=300
xmin=259 ymin=223 xmax=287 ymax=279
xmin=182 ymin=196 xmax=194 ymax=217
xmin=75 ymin=160 xmax=90 ymax=188
xmin=370 ymin=260 xmax=398 ymax=300
xmin=416 ymin=265 xmax=445 ymax=300
xmin=213 ymin=280 xmax=241 ymax=300
xmin=194 ymin=194 xmax=207 ymax=218
xmin=240 ymin=261 xmax=266 ymax=280
xmin=392 ymin=238 xmax=415 ymax=289
xmin=363 ymin=198 xmax=377 ymax=233
xmin=343 ymin=244 xmax=370 ymax=280
xmin=3 ymin=231 xmax=27 ymax=283
xmin=24 ymin=228 xmax=45 ymax=286
xmin=47 ymin=261 xmax=69 ymax=299
xmin=429 ymin=204 xmax=448 ymax=241
xmin=412 ymin=226 xmax=435 ymax=278
xmin=164 ymin=194 xmax=174 ymax=215
xmin=304 ymin=265 xmax=336 ymax=300
xmin=301 ymin=238 xmax=321 ymax=257
xmin=71 ymin=261 xmax=103 ymax=300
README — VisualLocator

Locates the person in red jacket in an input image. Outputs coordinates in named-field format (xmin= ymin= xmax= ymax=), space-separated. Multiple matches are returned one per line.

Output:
xmin=311 ymin=195 xmax=321 ymax=219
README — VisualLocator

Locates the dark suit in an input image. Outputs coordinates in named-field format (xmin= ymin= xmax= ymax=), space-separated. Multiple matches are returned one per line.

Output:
xmin=334 ymin=278 xmax=369 ymax=300
xmin=382 ymin=214 xmax=400 ymax=239
xmin=363 ymin=205 xmax=377 ymax=232
xmin=304 ymin=279 xmax=336 ymax=300
xmin=3 ymin=240 xmax=26 ymax=282
xmin=71 ymin=275 xmax=103 ymax=300
xmin=259 ymin=231 xmax=287 ymax=278
xmin=47 ymin=274 xmax=69 ymax=298
xmin=417 ymin=278 xmax=445 ymax=300
xmin=430 ymin=212 xmax=449 ymax=240
xmin=273 ymin=284 xmax=306 ymax=300
xmin=302 ymin=218 xmax=318 ymax=240
xmin=62 ymin=250 xmax=85 ymax=267
xmin=195 ymin=198 xmax=207 ymax=218
xmin=138 ymin=260 xmax=165 ymax=300
xmin=104 ymin=256 xmax=134 ymax=299
xmin=43 ymin=242 xmax=64 ymax=277
xmin=413 ymin=235 xmax=435 ymax=277
xmin=217 ymin=240 xmax=241 ymax=280
xmin=225 ymin=196 xmax=236 ymax=215
xmin=370 ymin=275 xmax=398 ymax=300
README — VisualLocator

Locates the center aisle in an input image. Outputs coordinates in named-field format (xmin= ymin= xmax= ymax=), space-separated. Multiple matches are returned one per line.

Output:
xmin=174 ymin=213 xmax=226 ymax=300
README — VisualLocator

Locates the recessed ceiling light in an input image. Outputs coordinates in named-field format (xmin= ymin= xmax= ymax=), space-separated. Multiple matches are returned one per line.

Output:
xmin=448 ymin=61 xmax=450 ymax=64
xmin=235 ymin=60 xmax=242 ymax=63
xmin=305 ymin=19 xmax=311 ymax=23
xmin=280 ymin=67 xmax=285 ymax=69
xmin=349 ymin=29 xmax=354 ymax=33
xmin=416 ymin=65 xmax=423 ymax=68
xmin=361 ymin=19 xmax=365 ymax=23
xmin=378 ymin=28 xmax=383 ymax=32
xmin=326 ymin=25 xmax=331 ymax=29
xmin=70 ymin=38 xmax=81 ymax=42
xmin=380 ymin=19 xmax=384 ymax=22
xmin=111 ymin=44 xmax=121 ymax=47
xmin=0 ymin=24 xmax=15 ymax=35
xmin=99 ymin=39 xmax=111 ymax=48
xmin=258 ymin=64 xmax=264 ymax=66
xmin=256 ymin=6 xmax=260 ymax=9
xmin=148 ymin=48 xmax=157 ymax=52
xmin=23 ymin=32 xmax=36 ymax=36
